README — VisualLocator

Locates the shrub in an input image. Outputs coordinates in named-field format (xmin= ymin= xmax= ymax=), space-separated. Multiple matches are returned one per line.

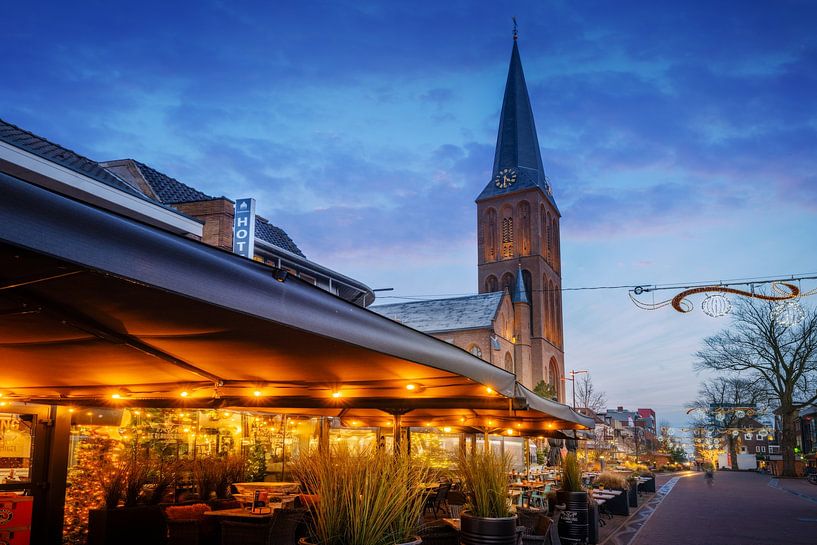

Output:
xmin=592 ymin=471 xmax=627 ymax=490
xmin=560 ymin=452 xmax=583 ymax=493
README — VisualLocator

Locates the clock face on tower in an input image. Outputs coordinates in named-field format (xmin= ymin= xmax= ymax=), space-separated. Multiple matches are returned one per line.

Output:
xmin=494 ymin=168 xmax=518 ymax=189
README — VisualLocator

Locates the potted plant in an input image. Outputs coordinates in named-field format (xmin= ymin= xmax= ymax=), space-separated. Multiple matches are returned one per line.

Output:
xmin=625 ymin=475 xmax=638 ymax=507
xmin=638 ymin=470 xmax=656 ymax=493
xmin=88 ymin=457 xmax=167 ymax=545
xmin=293 ymin=446 xmax=428 ymax=545
xmin=590 ymin=472 xmax=628 ymax=516
xmin=556 ymin=452 xmax=588 ymax=545
xmin=455 ymin=451 xmax=517 ymax=545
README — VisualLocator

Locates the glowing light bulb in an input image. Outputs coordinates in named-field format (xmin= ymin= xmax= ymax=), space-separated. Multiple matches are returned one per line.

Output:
xmin=253 ymin=390 xmax=262 ymax=397
xmin=332 ymin=391 xmax=342 ymax=398
xmin=406 ymin=383 xmax=416 ymax=391
xmin=180 ymin=391 xmax=189 ymax=398
xmin=485 ymin=387 xmax=494 ymax=394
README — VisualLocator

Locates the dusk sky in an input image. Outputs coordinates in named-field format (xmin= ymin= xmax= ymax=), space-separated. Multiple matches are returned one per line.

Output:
xmin=4 ymin=1 xmax=816 ymax=427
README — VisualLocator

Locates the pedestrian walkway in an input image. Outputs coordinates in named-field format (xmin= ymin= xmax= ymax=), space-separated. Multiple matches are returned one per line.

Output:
xmin=628 ymin=471 xmax=815 ymax=545
xmin=769 ymin=475 xmax=817 ymax=505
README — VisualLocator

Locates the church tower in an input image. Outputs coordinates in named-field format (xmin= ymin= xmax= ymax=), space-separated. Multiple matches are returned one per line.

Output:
xmin=476 ymin=33 xmax=564 ymax=400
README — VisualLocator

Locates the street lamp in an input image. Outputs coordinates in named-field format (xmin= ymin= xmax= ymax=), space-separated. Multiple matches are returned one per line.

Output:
xmin=561 ymin=369 xmax=588 ymax=409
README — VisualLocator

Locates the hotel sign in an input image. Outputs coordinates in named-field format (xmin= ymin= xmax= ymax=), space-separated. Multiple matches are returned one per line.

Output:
xmin=233 ymin=198 xmax=256 ymax=259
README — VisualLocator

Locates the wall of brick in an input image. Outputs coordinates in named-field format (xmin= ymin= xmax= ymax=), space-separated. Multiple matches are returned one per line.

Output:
xmin=174 ymin=199 xmax=234 ymax=250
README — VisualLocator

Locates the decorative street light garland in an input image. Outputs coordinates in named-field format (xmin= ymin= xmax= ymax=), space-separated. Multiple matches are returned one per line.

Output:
xmin=629 ymin=278 xmax=817 ymax=325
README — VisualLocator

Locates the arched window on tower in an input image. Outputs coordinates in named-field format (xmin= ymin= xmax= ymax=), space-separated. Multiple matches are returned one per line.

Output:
xmin=504 ymin=352 xmax=514 ymax=373
xmin=485 ymin=275 xmax=498 ymax=293
xmin=546 ymin=211 xmax=553 ymax=266
xmin=518 ymin=201 xmax=531 ymax=256
xmin=548 ymin=279 xmax=556 ymax=342
xmin=548 ymin=357 xmax=560 ymax=400
xmin=555 ymin=288 xmax=562 ymax=346
xmin=552 ymin=218 xmax=559 ymax=272
xmin=485 ymin=208 xmax=498 ymax=262
xmin=543 ymin=273 xmax=551 ymax=339
xmin=501 ymin=206 xmax=514 ymax=259
xmin=522 ymin=269 xmax=533 ymax=335
xmin=501 ymin=272 xmax=515 ymax=294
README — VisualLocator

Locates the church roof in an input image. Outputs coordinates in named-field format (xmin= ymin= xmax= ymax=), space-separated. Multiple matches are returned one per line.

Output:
xmin=476 ymin=40 xmax=556 ymax=209
xmin=372 ymin=292 xmax=505 ymax=333
xmin=512 ymin=265 xmax=529 ymax=304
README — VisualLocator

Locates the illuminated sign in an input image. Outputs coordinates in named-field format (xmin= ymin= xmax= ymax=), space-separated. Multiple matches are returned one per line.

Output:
xmin=232 ymin=198 xmax=256 ymax=259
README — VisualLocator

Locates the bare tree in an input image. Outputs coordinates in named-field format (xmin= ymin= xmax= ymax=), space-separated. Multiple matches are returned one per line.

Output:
xmin=687 ymin=376 xmax=769 ymax=470
xmin=695 ymin=300 xmax=817 ymax=476
xmin=574 ymin=373 xmax=607 ymax=414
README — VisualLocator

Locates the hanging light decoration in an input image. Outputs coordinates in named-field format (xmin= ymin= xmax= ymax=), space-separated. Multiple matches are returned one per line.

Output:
xmin=701 ymin=294 xmax=732 ymax=317
xmin=771 ymin=300 xmax=806 ymax=326
xmin=734 ymin=410 xmax=746 ymax=419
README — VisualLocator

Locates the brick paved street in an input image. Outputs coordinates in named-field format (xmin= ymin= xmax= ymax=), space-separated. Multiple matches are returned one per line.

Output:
xmin=622 ymin=471 xmax=816 ymax=545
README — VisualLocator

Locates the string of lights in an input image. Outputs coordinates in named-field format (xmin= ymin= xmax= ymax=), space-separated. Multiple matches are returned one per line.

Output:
xmin=376 ymin=272 xmax=817 ymax=300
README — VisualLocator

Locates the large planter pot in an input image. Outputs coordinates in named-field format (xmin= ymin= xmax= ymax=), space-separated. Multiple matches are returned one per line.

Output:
xmin=627 ymin=481 xmax=638 ymax=507
xmin=604 ymin=489 xmax=629 ymax=516
xmin=556 ymin=491 xmax=588 ymax=545
xmin=460 ymin=510 xmax=518 ymax=545
xmin=640 ymin=476 xmax=656 ymax=493
xmin=88 ymin=506 xmax=166 ymax=545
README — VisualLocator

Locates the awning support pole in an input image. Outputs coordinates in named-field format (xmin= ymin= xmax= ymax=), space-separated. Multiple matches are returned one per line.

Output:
xmin=393 ymin=414 xmax=402 ymax=454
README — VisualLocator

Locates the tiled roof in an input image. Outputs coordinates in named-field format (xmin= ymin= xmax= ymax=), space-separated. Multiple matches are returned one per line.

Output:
xmin=256 ymin=218 xmax=305 ymax=258
xmin=372 ymin=292 xmax=504 ymax=333
xmin=133 ymin=160 xmax=214 ymax=204
xmin=0 ymin=118 xmax=146 ymax=199
xmin=130 ymin=160 xmax=305 ymax=257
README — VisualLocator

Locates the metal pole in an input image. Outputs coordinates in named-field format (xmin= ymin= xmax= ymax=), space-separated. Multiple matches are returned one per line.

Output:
xmin=393 ymin=414 xmax=402 ymax=454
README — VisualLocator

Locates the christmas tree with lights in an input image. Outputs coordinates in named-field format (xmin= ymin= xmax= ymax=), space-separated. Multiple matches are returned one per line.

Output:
xmin=62 ymin=430 xmax=118 ymax=545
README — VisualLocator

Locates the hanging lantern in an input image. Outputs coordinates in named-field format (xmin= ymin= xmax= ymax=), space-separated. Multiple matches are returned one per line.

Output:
xmin=731 ymin=430 xmax=739 ymax=437
xmin=772 ymin=300 xmax=805 ymax=326
xmin=715 ymin=412 xmax=726 ymax=422
xmin=735 ymin=410 xmax=746 ymax=419
xmin=701 ymin=294 xmax=732 ymax=317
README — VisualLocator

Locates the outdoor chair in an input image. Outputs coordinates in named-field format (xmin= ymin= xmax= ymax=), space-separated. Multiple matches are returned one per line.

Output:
xmin=516 ymin=506 xmax=547 ymax=532
xmin=424 ymin=482 xmax=451 ymax=518
xmin=446 ymin=490 xmax=466 ymax=518
xmin=419 ymin=521 xmax=459 ymax=545
xmin=520 ymin=506 xmax=563 ymax=545
xmin=267 ymin=507 xmax=309 ymax=545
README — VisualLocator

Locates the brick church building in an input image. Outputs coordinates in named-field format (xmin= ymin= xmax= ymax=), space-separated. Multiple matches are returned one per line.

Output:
xmin=375 ymin=35 xmax=565 ymax=399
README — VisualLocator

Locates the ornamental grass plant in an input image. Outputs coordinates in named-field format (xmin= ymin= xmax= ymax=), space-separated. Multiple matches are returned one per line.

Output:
xmin=455 ymin=450 xmax=513 ymax=518
xmin=592 ymin=471 xmax=627 ymax=490
xmin=293 ymin=446 xmax=429 ymax=545
xmin=560 ymin=452 xmax=583 ymax=493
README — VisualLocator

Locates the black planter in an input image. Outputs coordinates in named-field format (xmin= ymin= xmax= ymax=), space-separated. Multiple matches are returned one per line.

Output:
xmin=641 ymin=476 xmax=656 ymax=493
xmin=460 ymin=510 xmax=518 ymax=545
xmin=627 ymin=481 xmax=638 ymax=507
xmin=88 ymin=506 xmax=167 ymax=545
xmin=556 ymin=491 xmax=588 ymax=545
xmin=604 ymin=489 xmax=629 ymax=516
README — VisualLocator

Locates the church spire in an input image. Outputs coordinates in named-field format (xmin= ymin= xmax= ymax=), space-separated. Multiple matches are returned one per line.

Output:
xmin=512 ymin=263 xmax=529 ymax=304
xmin=477 ymin=33 xmax=553 ymax=204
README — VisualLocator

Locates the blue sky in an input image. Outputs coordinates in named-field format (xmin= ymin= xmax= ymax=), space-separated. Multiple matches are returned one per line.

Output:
xmin=4 ymin=1 xmax=816 ymax=426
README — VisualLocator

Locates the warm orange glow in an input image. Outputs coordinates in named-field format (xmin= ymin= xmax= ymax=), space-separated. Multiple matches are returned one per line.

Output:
xmin=86 ymin=411 xmax=93 ymax=416
xmin=68 ymin=408 xmax=75 ymax=413
xmin=351 ymin=420 xmax=360 ymax=427
xmin=111 ymin=393 xmax=121 ymax=399
xmin=253 ymin=390 xmax=262 ymax=397
xmin=485 ymin=387 xmax=494 ymax=394
xmin=547 ymin=422 xmax=554 ymax=429
xmin=180 ymin=391 xmax=189 ymax=398
xmin=332 ymin=391 xmax=342 ymax=398
xmin=488 ymin=420 xmax=494 ymax=425
xmin=0 ymin=402 xmax=6 ymax=407
xmin=132 ymin=410 xmax=140 ymax=415
xmin=516 ymin=423 xmax=522 ymax=428
xmin=405 ymin=383 xmax=417 ymax=391
xmin=506 ymin=428 xmax=514 ymax=435
xmin=424 ymin=422 xmax=432 ymax=427
xmin=443 ymin=427 xmax=452 ymax=433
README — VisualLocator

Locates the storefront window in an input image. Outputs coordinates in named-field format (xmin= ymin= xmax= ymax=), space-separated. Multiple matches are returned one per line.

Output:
xmin=0 ymin=413 xmax=34 ymax=485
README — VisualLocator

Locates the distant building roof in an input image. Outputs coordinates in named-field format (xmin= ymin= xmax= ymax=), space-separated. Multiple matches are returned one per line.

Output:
xmin=0 ymin=118 xmax=146 ymax=200
xmin=255 ymin=217 xmax=305 ymax=257
xmin=133 ymin=160 xmax=215 ymax=204
xmin=372 ymin=292 xmax=505 ymax=333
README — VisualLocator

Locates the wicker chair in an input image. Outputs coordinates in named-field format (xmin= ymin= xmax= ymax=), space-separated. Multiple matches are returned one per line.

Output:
xmin=519 ymin=505 xmax=563 ymax=545
xmin=268 ymin=507 xmax=308 ymax=545
xmin=419 ymin=521 xmax=459 ymax=545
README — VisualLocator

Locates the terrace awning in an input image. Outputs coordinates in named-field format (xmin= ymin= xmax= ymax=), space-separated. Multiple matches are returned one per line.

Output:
xmin=0 ymin=172 xmax=591 ymax=430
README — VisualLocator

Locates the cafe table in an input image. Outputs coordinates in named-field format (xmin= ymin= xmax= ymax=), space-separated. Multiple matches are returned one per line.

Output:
xmin=203 ymin=503 xmax=282 ymax=524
